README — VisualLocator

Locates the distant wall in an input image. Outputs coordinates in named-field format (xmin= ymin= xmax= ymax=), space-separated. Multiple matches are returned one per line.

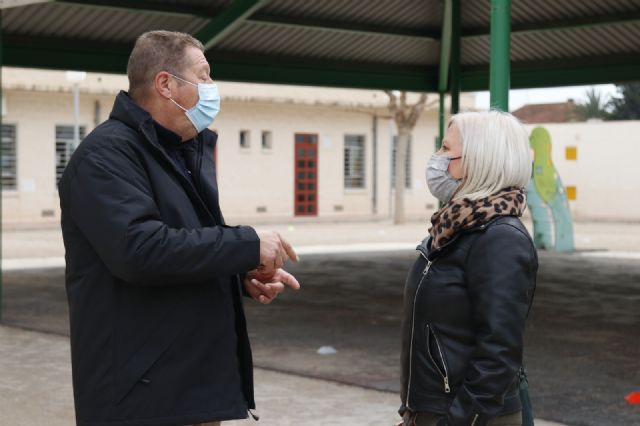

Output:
xmin=524 ymin=120 xmax=640 ymax=222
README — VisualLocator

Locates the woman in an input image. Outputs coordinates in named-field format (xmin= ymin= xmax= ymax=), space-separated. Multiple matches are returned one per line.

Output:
xmin=399 ymin=111 xmax=537 ymax=426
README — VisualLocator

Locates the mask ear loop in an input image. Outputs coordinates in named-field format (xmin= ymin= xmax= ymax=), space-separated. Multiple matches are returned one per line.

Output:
xmin=169 ymin=98 xmax=188 ymax=112
xmin=449 ymin=155 xmax=465 ymax=202
xmin=166 ymin=73 xmax=197 ymax=111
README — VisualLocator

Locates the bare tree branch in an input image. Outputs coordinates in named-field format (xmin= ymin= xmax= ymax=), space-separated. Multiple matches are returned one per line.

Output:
xmin=384 ymin=90 xmax=398 ymax=112
xmin=407 ymin=93 xmax=429 ymax=127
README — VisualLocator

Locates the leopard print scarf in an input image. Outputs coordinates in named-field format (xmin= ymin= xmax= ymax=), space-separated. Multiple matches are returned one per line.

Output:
xmin=429 ymin=186 xmax=527 ymax=252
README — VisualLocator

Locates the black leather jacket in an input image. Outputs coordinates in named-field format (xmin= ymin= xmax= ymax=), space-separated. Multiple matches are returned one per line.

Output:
xmin=399 ymin=216 xmax=537 ymax=426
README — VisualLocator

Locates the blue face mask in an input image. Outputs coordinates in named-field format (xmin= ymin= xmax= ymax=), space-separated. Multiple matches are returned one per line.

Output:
xmin=169 ymin=74 xmax=220 ymax=133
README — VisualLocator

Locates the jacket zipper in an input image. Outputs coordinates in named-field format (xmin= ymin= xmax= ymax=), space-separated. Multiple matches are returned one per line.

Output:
xmin=470 ymin=413 xmax=479 ymax=426
xmin=141 ymin=125 xmax=218 ymax=224
xmin=405 ymin=251 xmax=433 ymax=409
xmin=426 ymin=324 xmax=451 ymax=393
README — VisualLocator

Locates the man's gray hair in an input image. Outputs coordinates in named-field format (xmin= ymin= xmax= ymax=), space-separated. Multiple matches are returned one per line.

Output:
xmin=127 ymin=30 xmax=204 ymax=102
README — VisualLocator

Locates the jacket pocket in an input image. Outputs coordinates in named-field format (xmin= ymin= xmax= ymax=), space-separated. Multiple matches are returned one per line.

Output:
xmin=425 ymin=324 xmax=451 ymax=393
xmin=114 ymin=319 xmax=183 ymax=404
xmin=113 ymin=295 xmax=205 ymax=404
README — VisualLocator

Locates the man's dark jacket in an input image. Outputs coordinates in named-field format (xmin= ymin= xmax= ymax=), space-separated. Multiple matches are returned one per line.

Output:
xmin=399 ymin=216 xmax=537 ymax=426
xmin=58 ymin=91 xmax=260 ymax=425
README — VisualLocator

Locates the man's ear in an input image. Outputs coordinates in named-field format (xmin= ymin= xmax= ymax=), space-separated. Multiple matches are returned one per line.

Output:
xmin=154 ymin=71 xmax=173 ymax=99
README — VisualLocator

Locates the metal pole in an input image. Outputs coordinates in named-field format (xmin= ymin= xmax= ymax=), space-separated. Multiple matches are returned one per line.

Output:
xmin=437 ymin=92 xmax=445 ymax=150
xmin=489 ymin=0 xmax=511 ymax=111
xmin=73 ymin=83 xmax=80 ymax=149
xmin=372 ymin=114 xmax=378 ymax=215
xmin=450 ymin=0 xmax=461 ymax=115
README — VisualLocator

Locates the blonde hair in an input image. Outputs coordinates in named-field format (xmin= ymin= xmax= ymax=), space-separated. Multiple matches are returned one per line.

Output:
xmin=451 ymin=110 xmax=532 ymax=201
xmin=127 ymin=30 xmax=204 ymax=102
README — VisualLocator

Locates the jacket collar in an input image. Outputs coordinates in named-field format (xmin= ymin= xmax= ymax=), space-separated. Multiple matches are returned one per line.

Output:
xmin=418 ymin=216 xmax=505 ymax=260
xmin=109 ymin=90 xmax=155 ymax=132
xmin=109 ymin=91 xmax=189 ymax=156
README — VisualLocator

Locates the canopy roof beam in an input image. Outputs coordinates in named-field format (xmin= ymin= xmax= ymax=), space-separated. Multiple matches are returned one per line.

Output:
xmin=195 ymin=0 xmax=270 ymax=50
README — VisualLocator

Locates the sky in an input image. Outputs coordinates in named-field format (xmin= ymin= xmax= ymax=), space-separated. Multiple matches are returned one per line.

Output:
xmin=473 ymin=84 xmax=618 ymax=111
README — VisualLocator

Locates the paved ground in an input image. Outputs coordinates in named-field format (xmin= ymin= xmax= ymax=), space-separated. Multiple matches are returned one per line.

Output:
xmin=3 ymin=219 xmax=640 ymax=263
xmin=2 ymin=220 xmax=639 ymax=425
xmin=0 ymin=325 xmax=405 ymax=426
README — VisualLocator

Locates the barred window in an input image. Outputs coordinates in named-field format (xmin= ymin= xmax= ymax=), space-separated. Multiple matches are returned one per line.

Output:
xmin=392 ymin=135 xmax=411 ymax=189
xmin=56 ymin=125 xmax=86 ymax=184
xmin=344 ymin=135 xmax=365 ymax=188
xmin=1 ymin=124 xmax=17 ymax=190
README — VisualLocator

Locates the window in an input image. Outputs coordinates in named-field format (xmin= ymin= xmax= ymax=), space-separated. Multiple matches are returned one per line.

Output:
xmin=261 ymin=131 xmax=272 ymax=150
xmin=239 ymin=130 xmax=250 ymax=149
xmin=392 ymin=135 xmax=411 ymax=189
xmin=56 ymin=125 xmax=86 ymax=184
xmin=1 ymin=124 xmax=17 ymax=190
xmin=344 ymin=135 xmax=365 ymax=188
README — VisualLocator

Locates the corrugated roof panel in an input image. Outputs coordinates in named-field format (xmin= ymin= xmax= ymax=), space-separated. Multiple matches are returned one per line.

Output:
xmin=2 ymin=3 xmax=209 ymax=43
xmin=511 ymin=0 xmax=640 ymax=26
xmin=463 ymin=0 xmax=640 ymax=31
xmin=462 ymin=1 xmax=490 ymax=29
xmin=460 ymin=37 xmax=489 ymax=66
xmin=153 ymin=0 xmax=232 ymax=8
xmin=258 ymin=0 xmax=442 ymax=32
xmin=3 ymin=0 xmax=639 ymax=90
xmin=511 ymin=22 xmax=640 ymax=62
xmin=215 ymin=21 xmax=440 ymax=66
xmin=461 ymin=21 xmax=640 ymax=66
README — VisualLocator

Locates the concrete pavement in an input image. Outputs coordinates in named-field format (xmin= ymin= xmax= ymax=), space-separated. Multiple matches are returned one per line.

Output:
xmin=0 ymin=326 xmax=568 ymax=426
xmin=4 ymin=219 xmax=638 ymax=425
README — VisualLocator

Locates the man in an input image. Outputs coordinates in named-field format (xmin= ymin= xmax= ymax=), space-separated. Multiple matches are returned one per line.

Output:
xmin=58 ymin=30 xmax=299 ymax=426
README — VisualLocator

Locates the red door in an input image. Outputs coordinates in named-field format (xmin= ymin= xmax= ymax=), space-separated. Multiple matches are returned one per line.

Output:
xmin=294 ymin=133 xmax=318 ymax=216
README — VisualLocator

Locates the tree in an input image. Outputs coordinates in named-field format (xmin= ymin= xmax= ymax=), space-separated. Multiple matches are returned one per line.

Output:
xmin=574 ymin=87 xmax=609 ymax=121
xmin=608 ymin=83 xmax=640 ymax=120
xmin=384 ymin=91 xmax=430 ymax=225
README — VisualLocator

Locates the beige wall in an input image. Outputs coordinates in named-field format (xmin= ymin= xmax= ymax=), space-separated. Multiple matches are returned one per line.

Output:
xmin=1 ymin=71 xmax=445 ymax=226
xmin=523 ymin=121 xmax=640 ymax=222
xmin=2 ymin=89 xmax=115 ymax=224
xmin=215 ymin=101 xmax=440 ymax=223
xmin=4 ymin=69 xmax=639 ymax=227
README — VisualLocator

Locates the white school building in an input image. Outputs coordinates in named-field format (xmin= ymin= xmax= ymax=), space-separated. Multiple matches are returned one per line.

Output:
xmin=1 ymin=67 xmax=639 ymax=227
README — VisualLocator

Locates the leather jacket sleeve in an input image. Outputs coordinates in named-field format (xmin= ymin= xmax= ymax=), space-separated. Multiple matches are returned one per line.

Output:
xmin=442 ymin=223 xmax=537 ymax=426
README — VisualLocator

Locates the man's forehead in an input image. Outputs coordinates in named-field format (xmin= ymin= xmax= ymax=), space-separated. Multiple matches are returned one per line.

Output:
xmin=185 ymin=48 xmax=210 ymax=69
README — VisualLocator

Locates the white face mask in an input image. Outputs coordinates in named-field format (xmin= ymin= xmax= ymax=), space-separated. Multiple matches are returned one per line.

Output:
xmin=426 ymin=154 xmax=462 ymax=203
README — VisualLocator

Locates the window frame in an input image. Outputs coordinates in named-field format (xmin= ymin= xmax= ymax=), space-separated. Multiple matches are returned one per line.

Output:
xmin=343 ymin=134 xmax=366 ymax=189
xmin=55 ymin=124 xmax=86 ymax=186
xmin=1 ymin=123 xmax=18 ymax=192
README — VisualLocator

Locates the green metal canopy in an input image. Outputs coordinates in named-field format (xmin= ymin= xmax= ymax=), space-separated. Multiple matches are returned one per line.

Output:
xmin=1 ymin=0 xmax=639 ymax=94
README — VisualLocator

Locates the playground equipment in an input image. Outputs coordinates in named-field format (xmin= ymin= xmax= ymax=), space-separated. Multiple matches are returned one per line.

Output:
xmin=527 ymin=127 xmax=575 ymax=252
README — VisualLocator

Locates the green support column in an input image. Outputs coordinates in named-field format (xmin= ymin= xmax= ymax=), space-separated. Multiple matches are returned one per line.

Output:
xmin=437 ymin=0 xmax=453 ymax=150
xmin=489 ymin=0 xmax=511 ymax=111
xmin=450 ymin=0 xmax=461 ymax=115
xmin=437 ymin=92 xmax=445 ymax=150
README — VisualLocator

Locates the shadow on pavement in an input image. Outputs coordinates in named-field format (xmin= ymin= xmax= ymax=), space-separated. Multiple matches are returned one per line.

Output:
xmin=2 ymin=251 xmax=639 ymax=426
